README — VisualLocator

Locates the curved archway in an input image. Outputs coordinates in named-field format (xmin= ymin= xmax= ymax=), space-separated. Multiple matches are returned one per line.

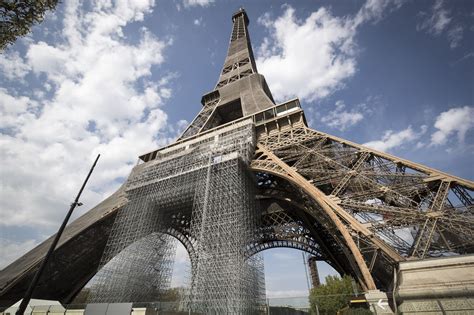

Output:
xmin=77 ymin=232 xmax=182 ymax=303
xmin=247 ymin=206 xmax=343 ymax=276
xmin=250 ymin=149 xmax=378 ymax=291
xmin=249 ymin=193 xmax=357 ymax=281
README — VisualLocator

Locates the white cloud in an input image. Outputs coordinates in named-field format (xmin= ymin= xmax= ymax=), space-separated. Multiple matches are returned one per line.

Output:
xmin=193 ymin=17 xmax=203 ymax=26
xmin=415 ymin=141 xmax=426 ymax=149
xmin=0 ymin=51 xmax=31 ymax=80
xmin=363 ymin=126 xmax=426 ymax=152
xmin=183 ymin=0 xmax=214 ymax=8
xmin=174 ymin=241 xmax=191 ymax=264
xmin=447 ymin=25 xmax=463 ymax=49
xmin=0 ymin=0 xmax=174 ymax=237
xmin=170 ymin=241 xmax=191 ymax=287
xmin=417 ymin=0 xmax=451 ymax=35
xmin=416 ymin=0 xmax=464 ymax=49
xmin=430 ymin=106 xmax=474 ymax=145
xmin=321 ymin=100 xmax=365 ymax=131
xmin=256 ymin=1 xmax=402 ymax=102
xmin=353 ymin=0 xmax=405 ymax=27
xmin=0 ymin=88 xmax=36 ymax=116
xmin=0 ymin=239 xmax=39 ymax=269
xmin=256 ymin=7 xmax=356 ymax=102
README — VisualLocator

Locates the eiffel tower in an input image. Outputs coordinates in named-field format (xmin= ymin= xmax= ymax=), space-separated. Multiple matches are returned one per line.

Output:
xmin=1 ymin=7 xmax=473 ymax=313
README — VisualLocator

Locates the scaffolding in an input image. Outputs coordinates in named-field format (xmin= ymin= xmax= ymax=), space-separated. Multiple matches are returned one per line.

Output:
xmin=87 ymin=119 xmax=265 ymax=313
xmin=87 ymin=233 xmax=176 ymax=302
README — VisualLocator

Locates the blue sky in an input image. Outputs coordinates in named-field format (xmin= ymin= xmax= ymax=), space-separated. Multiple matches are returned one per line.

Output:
xmin=0 ymin=0 xmax=473 ymax=298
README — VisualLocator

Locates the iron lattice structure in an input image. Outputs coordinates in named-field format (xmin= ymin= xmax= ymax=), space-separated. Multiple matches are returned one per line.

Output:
xmin=0 ymin=7 xmax=473 ymax=312
xmin=250 ymin=120 xmax=473 ymax=290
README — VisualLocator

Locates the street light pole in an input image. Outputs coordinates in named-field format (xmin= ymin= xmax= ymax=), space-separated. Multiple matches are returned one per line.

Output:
xmin=16 ymin=154 xmax=101 ymax=315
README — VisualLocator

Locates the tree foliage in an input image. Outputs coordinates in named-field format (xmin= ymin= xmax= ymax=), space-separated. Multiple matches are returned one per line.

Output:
xmin=161 ymin=287 xmax=181 ymax=301
xmin=309 ymin=275 xmax=355 ymax=315
xmin=0 ymin=0 xmax=59 ymax=50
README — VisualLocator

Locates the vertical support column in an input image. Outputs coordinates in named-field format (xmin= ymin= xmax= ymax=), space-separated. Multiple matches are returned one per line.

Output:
xmin=307 ymin=256 xmax=321 ymax=288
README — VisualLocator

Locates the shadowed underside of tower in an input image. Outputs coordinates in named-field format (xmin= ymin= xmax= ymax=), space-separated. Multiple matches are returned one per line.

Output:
xmin=1 ymin=7 xmax=473 ymax=312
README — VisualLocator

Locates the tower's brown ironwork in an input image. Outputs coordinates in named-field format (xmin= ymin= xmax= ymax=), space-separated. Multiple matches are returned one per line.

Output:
xmin=308 ymin=256 xmax=321 ymax=288
xmin=1 ymin=7 xmax=473 ymax=313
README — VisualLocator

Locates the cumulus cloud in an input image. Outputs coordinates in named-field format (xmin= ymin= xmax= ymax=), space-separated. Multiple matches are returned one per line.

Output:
xmin=364 ymin=126 xmax=427 ymax=152
xmin=430 ymin=106 xmax=474 ymax=145
xmin=183 ymin=0 xmax=214 ymax=8
xmin=256 ymin=7 xmax=356 ymax=102
xmin=0 ymin=51 xmax=31 ymax=81
xmin=416 ymin=0 xmax=463 ymax=49
xmin=256 ymin=1 xmax=403 ymax=102
xmin=362 ymin=106 xmax=473 ymax=152
xmin=0 ymin=88 xmax=39 ymax=130
xmin=0 ymin=0 xmax=174 ymax=238
xmin=321 ymin=100 xmax=366 ymax=131
xmin=0 ymin=239 xmax=39 ymax=269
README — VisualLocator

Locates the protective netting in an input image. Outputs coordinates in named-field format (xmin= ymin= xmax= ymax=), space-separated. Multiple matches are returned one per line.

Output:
xmin=87 ymin=119 xmax=265 ymax=313
xmin=87 ymin=233 xmax=176 ymax=302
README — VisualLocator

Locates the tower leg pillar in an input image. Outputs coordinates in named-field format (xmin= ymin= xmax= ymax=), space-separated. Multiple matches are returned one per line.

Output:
xmin=190 ymin=157 xmax=264 ymax=314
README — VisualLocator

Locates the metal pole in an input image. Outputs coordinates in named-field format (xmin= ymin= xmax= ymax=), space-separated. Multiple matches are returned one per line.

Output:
xmin=16 ymin=154 xmax=101 ymax=315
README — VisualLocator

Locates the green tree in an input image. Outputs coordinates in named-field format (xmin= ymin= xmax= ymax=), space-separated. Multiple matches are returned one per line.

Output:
xmin=1 ymin=0 xmax=59 ymax=50
xmin=161 ymin=287 xmax=181 ymax=301
xmin=309 ymin=275 xmax=355 ymax=315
